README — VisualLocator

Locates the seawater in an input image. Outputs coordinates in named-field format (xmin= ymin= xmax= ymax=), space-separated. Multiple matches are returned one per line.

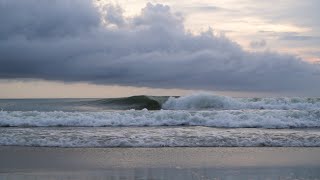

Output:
xmin=0 ymin=93 xmax=320 ymax=147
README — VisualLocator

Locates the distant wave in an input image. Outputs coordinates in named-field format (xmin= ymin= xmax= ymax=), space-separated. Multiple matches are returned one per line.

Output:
xmin=0 ymin=96 xmax=170 ymax=111
xmin=1 ymin=109 xmax=320 ymax=128
xmin=90 ymin=95 xmax=169 ymax=110
xmin=163 ymin=93 xmax=320 ymax=110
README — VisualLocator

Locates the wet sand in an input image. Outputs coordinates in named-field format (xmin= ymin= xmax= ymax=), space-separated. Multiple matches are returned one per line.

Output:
xmin=0 ymin=147 xmax=320 ymax=179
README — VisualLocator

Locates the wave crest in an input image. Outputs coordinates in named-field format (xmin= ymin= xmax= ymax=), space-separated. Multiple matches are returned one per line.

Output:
xmin=93 ymin=95 xmax=167 ymax=110
xmin=162 ymin=93 xmax=320 ymax=110
xmin=163 ymin=93 xmax=241 ymax=110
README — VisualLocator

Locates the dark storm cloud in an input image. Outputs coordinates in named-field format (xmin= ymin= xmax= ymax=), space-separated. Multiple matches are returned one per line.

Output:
xmin=0 ymin=0 xmax=320 ymax=93
xmin=103 ymin=4 xmax=125 ymax=27
xmin=0 ymin=0 xmax=100 ymax=39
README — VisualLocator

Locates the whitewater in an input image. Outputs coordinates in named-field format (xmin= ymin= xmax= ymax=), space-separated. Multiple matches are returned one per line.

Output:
xmin=0 ymin=93 xmax=320 ymax=147
xmin=1 ymin=109 xmax=320 ymax=128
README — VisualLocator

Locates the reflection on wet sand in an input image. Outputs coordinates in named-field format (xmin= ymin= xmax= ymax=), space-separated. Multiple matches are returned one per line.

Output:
xmin=1 ymin=147 xmax=320 ymax=180
xmin=1 ymin=167 xmax=320 ymax=180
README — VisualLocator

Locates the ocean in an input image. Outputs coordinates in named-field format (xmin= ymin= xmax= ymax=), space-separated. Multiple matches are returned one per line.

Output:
xmin=1 ymin=93 xmax=320 ymax=147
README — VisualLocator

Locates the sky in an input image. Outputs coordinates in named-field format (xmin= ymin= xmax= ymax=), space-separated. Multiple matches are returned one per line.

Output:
xmin=0 ymin=0 xmax=320 ymax=98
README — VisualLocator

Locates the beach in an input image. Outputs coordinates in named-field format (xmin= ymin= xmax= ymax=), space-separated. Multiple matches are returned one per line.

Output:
xmin=1 ymin=147 xmax=320 ymax=179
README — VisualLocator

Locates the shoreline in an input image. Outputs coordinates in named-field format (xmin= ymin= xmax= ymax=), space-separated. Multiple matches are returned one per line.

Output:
xmin=1 ymin=146 xmax=320 ymax=169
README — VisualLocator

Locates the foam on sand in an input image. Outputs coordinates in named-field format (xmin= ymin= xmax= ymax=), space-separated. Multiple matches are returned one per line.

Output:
xmin=1 ymin=127 xmax=320 ymax=147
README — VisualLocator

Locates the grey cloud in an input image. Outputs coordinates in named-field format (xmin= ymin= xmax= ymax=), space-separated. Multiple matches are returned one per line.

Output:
xmin=240 ymin=0 xmax=320 ymax=27
xmin=259 ymin=31 xmax=320 ymax=44
xmin=0 ymin=0 xmax=100 ymax=39
xmin=189 ymin=5 xmax=223 ymax=12
xmin=103 ymin=4 xmax=125 ymax=27
xmin=280 ymin=35 xmax=320 ymax=41
xmin=250 ymin=39 xmax=267 ymax=49
xmin=0 ymin=1 xmax=320 ymax=94
xmin=309 ymin=51 xmax=320 ymax=57
xmin=258 ymin=31 xmax=278 ymax=36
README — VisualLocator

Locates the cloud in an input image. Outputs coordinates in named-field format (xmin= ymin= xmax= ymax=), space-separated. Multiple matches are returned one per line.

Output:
xmin=280 ymin=35 xmax=320 ymax=41
xmin=250 ymin=39 xmax=267 ymax=49
xmin=0 ymin=0 xmax=100 ymax=39
xmin=187 ymin=5 xmax=224 ymax=12
xmin=103 ymin=4 xmax=125 ymax=27
xmin=0 ymin=0 xmax=320 ymax=94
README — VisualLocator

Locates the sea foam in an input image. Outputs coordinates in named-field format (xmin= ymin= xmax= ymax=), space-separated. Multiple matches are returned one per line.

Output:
xmin=1 ymin=109 xmax=320 ymax=128
xmin=1 ymin=127 xmax=320 ymax=147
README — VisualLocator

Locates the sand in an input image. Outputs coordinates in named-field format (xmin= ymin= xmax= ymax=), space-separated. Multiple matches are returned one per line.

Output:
xmin=0 ymin=147 xmax=320 ymax=179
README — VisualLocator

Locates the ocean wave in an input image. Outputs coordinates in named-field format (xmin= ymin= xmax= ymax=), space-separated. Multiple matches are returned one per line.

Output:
xmin=1 ymin=94 xmax=320 ymax=111
xmin=1 ymin=127 xmax=320 ymax=147
xmin=91 ymin=95 xmax=168 ymax=110
xmin=0 ymin=96 xmax=168 ymax=111
xmin=163 ymin=93 xmax=320 ymax=110
xmin=1 ymin=109 xmax=320 ymax=128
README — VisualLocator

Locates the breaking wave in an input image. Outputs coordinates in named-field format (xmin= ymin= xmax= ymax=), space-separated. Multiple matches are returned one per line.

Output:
xmin=90 ymin=95 xmax=168 ymax=110
xmin=2 ymin=93 xmax=320 ymax=148
xmin=0 ymin=95 xmax=169 ymax=111
xmin=1 ymin=93 xmax=320 ymax=111
xmin=163 ymin=93 xmax=320 ymax=110
xmin=1 ymin=109 xmax=320 ymax=128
